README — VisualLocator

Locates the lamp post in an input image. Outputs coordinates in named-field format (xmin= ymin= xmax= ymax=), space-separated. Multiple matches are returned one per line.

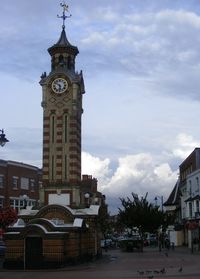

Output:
xmin=22 ymin=194 xmax=28 ymax=209
xmin=84 ymin=192 xmax=90 ymax=208
xmin=0 ymin=129 xmax=9 ymax=147
xmin=155 ymin=195 xmax=164 ymax=212
xmin=155 ymin=195 xmax=164 ymax=251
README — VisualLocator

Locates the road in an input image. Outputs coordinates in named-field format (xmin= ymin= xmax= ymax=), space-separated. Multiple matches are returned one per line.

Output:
xmin=0 ymin=246 xmax=200 ymax=278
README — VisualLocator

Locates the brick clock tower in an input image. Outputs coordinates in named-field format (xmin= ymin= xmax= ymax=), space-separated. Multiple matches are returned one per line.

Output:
xmin=39 ymin=4 xmax=85 ymax=207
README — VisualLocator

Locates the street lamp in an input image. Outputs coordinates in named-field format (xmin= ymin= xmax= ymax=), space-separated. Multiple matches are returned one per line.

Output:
xmin=22 ymin=194 xmax=28 ymax=209
xmin=0 ymin=129 xmax=9 ymax=147
xmin=84 ymin=192 xmax=90 ymax=207
xmin=155 ymin=195 xmax=164 ymax=212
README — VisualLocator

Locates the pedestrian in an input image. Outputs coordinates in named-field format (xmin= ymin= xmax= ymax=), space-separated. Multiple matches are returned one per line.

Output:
xmin=165 ymin=237 xmax=170 ymax=250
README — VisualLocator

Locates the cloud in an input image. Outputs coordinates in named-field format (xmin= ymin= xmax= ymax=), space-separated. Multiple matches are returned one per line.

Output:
xmin=82 ymin=132 xmax=200 ymax=213
xmin=79 ymin=9 xmax=200 ymax=100
xmin=82 ymin=152 xmax=111 ymax=186
xmin=1 ymin=128 xmax=42 ymax=167
xmin=1 ymin=3 xmax=200 ymax=101
xmin=82 ymin=150 xmax=177 ymax=209
xmin=104 ymin=154 xmax=177 ymax=198
xmin=172 ymin=133 xmax=200 ymax=159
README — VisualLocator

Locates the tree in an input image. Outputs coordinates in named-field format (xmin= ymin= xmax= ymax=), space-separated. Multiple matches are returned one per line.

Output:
xmin=0 ymin=207 xmax=18 ymax=231
xmin=98 ymin=204 xmax=111 ymax=239
xmin=118 ymin=192 xmax=165 ymax=239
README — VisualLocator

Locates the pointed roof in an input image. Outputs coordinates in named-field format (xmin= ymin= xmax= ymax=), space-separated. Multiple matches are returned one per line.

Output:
xmin=164 ymin=180 xmax=181 ymax=206
xmin=56 ymin=27 xmax=71 ymax=46
xmin=48 ymin=27 xmax=79 ymax=56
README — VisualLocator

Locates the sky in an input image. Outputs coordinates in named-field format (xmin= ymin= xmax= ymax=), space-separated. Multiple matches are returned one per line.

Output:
xmin=1 ymin=0 xmax=200 ymax=213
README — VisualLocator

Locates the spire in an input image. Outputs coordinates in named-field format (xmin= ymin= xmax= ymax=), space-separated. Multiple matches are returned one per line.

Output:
xmin=53 ymin=2 xmax=73 ymax=47
xmin=48 ymin=2 xmax=79 ymax=72
xmin=48 ymin=2 xmax=78 ymax=56
xmin=57 ymin=2 xmax=71 ymax=30
xmin=56 ymin=27 xmax=71 ymax=46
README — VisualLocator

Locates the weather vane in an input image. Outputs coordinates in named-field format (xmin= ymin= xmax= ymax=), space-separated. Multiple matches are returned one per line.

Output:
xmin=57 ymin=2 xmax=71 ymax=29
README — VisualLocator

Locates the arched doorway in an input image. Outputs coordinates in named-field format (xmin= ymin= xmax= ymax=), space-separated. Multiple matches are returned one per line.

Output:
xmin=25 ymin=236 xmax=43 ymax=269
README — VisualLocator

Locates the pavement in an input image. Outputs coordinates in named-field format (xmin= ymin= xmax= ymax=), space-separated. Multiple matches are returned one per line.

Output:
xmin=0 ymin=246 xmax=200 ymax=278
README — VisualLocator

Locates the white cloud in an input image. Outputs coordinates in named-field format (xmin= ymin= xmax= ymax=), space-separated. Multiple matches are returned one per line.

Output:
xmin=82 ymin=152 xmax=111 ymax=186
xmin=106 ymin=154 xmax=177 ymax=198
xmin=172 ymin=133 xmax=200 ymax=159
xmin=82 ymin=131 xmax=200 ymax=213
xmin=153 ymin=163 xmax=177 ymax=186
xmin=82 ymin=150 xmax=177 ymax=208
xmin=155 ymin=10 xmax=200 ymax=28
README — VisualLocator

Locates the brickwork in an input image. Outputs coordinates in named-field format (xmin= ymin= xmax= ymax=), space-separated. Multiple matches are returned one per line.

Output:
xmin=4 ymin=204 xmax=102 ymax=269
xmin=0 ymin=160 xmax=41 ymax=209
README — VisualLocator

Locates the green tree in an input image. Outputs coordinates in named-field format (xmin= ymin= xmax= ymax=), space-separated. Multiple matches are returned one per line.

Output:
xmin=118 ymin=192 xmax=165 ymax=239
xmin=98 ymin=204 xmax=111 ymax=239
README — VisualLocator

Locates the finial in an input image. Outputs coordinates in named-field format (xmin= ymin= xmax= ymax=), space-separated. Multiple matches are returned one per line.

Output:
xmin=57 ymin=2 xmax=72 ymax=29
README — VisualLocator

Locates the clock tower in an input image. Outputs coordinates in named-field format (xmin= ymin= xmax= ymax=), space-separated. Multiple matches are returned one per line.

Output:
xmin=39 ymin=4 xmax=85 ymax=207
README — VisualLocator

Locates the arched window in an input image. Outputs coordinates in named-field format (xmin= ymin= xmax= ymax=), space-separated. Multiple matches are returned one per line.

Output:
xmin=67 ymin=56 xmax=71 ymax=69
xmin=50 ymin=114 xmax=56 ymax=143
xmin=64 ymin=155 xmax=67 ymax=180
xmin=51 ymin=155 xmax=55 ymax=181
xmin=51 ymin=57 xmax=55 ymax=71
xmin=63 ymin=114 xmax=68 ymax=143
xmin=58 ymin=55 xmax=64 ymax=66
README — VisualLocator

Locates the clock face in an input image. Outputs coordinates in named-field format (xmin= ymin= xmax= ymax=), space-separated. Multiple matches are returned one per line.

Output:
xmin=52 ymin=78 xmax=68 ymax=94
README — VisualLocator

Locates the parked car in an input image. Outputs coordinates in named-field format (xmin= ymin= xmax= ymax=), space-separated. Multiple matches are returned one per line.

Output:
xmin=118 ymin=238 xmax=143 ymax=252
xmin=0 ymin=240 xmax=6 ymax=257
xmin=147 ymin=234 xmax=157 ymax=246
xmin=101 ymin=239 xmax=112 ymax=248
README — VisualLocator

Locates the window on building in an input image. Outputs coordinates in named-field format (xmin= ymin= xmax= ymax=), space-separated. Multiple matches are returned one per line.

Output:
xmin=30 ymin=179 xmax=35 ymax=192
xmin=196 ymin=177 xmax=199 ymax=193
xmin=10 ymin=199 xmax=19 ymax=210
xmin=51 ymin=155 xmax=55 ymax=181
xmin=67 ymin=56 xmax=71 ymax=69
xmin=20 ymin=177 xmax=29 ymax=190
xmin=0 ymin=175 xmax=4 ymax=188
xmin=58 ymin=54 xmax=64 ymax=66
xmin=64 ymin=114 xmax=68 ymax=143
xmin=39 ymin=181 xmax=43 ymax=189
xmin=196 ymin=200 xmax=199 ymax=213
xmin=10 ymin=198 xmax=36 ymax=211
xmin=0 ymin=198 xmax=4 ymax=208
xmin=189 ymin=202 xmax=193 ymax=218
xmin=50 ymin=114 xmax=55 ymax=143
xmin=64 ymin=155 xmax=67 ymax=180
xmin=189 ymin=180 xmax=192 ymax=196
xmin=12 ymin=176 xmax=18 ymax=189
xmin=20 ymin=200 xmax=24 ymax=209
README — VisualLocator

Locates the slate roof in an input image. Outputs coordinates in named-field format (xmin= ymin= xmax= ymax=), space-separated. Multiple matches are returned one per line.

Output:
xmin=48 ymin=26 xmax=78 ymax=56
xmin=164 ymin=180 xmax=181 ymax=206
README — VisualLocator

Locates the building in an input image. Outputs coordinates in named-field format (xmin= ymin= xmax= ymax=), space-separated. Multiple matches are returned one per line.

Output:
xmin=0 ymin=159 xmax=41 ymax=210
xmin=165 ymin=148 xmax=200 ymax=247
xmin=4 ymin=4 xmax=106 ymax=269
